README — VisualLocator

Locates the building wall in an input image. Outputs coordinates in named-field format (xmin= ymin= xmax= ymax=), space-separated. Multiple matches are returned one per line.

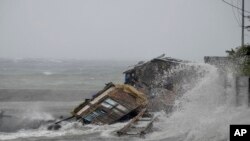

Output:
xmin=204 ymin=56 xmax=250 ymax=107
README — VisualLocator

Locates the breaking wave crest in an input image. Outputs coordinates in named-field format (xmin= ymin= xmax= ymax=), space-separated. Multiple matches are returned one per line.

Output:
xmin=147 ymin=63 xmax=250 ymax=141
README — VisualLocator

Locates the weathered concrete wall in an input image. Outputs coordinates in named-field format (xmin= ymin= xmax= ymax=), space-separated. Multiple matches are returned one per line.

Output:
xmin=236 ymin=76 xmax=250 ymax=106
xmin=204 ymin=56 xmax=250 ymax=107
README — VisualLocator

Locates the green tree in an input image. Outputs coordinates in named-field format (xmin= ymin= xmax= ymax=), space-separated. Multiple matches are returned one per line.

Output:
xmin=226 ymin=45 xmax=250 ymax=75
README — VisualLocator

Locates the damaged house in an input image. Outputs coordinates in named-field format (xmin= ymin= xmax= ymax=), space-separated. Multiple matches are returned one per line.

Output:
xmin=49 ymin=54 xmax=202 ymax=136
xmin=123 ymin=54 xmax=204 ymax=112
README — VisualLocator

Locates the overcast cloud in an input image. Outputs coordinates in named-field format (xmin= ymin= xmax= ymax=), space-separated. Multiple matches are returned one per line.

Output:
xmin=0 ymin=0 xmax=249 ymax=61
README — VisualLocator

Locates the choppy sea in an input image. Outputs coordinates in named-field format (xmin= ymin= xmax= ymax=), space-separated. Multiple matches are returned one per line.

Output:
xmin=0 ymin=58 xmax=250 ymax=141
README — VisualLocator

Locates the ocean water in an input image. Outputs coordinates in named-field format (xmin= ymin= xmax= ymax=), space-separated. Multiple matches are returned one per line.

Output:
xmin=0 ymin=59 xmax=250 ymax=141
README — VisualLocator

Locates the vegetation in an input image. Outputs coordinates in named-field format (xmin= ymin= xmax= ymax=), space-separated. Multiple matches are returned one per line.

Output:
xmin=226 ymin=44 xmax=250 ymax=75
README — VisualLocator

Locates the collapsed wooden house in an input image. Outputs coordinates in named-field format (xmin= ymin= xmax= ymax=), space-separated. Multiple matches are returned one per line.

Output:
xmin=51 ymin=83 xmax=150 ymax=136
xmin=69 ymin=82 xmax=155 ymax=136
xmin=71 ymin=82 xmax=148 ymax=124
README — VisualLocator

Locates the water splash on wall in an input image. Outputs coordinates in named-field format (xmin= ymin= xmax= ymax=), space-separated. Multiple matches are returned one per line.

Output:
xmin=147 ymin=63 xmax=250 ymax=141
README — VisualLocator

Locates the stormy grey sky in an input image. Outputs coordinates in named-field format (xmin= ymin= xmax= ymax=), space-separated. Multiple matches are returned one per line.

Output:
xmin=0 ymin=0 xmax=250 ymax=61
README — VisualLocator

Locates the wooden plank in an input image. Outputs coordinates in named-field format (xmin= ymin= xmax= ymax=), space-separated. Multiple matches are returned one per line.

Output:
xmin=90 ymin=87 xmax=115 ymax=105
xmin=140 ymin=116 xmax=156 ymax=136
xmin=116 ymin=108 xmax=146 ymax=136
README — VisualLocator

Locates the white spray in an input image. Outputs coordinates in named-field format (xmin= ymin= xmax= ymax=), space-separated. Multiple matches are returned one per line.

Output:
xmin=147 ymin=63 xmax=250 ymax=141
